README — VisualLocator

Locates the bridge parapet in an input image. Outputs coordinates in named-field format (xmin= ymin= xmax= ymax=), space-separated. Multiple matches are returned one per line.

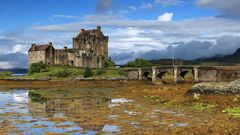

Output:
xmin=122 ymin=65 xmax=240 ymax=84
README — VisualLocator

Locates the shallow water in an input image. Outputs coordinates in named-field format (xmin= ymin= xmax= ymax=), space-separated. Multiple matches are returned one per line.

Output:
xmin=0 ymin=89 xmax=125 ymax=134
xmin=0 ymin=84 xmax=239 ymax=134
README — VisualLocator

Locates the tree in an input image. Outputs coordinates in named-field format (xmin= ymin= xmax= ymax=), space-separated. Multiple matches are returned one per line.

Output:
xmin=29 ymin=61 xmax=47 ymax=74
xmin=126 ymin=58 xmax=152 ymax=68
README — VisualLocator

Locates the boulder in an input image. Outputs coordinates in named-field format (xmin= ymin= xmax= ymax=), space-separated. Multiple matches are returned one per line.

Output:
xmin=187 ymin=81 xmax=240 ymax=95
xmin=229 ymin=79 xmax=240 ymax=85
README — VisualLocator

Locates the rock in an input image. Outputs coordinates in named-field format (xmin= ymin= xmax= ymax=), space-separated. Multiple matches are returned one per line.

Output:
xmin=229 ymin=79 xmax=240 ymax=85
xmin=233 ymin=95 xmax=240 ymax=103
xmin=187 ymin=82 xmax=240 ymax=95
xmin=193 ymin=93 xmax=201 ymax=101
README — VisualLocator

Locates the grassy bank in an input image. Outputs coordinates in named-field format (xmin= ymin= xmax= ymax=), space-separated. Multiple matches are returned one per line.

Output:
xmin=24 ymin=66 xmax=126 ymax=80
xmin=0 ymin=71 xmax=12 ymax=78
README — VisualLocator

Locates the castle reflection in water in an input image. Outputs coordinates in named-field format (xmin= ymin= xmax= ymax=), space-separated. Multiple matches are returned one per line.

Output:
xmin=29 ymin=92 xmax=113 ymax=132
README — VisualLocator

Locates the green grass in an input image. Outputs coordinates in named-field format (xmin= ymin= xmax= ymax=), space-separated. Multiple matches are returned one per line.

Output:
xmin=24 ymin=66 xmax=125 ymax=80
xmin=0 ymin=71 xmax=12 ymax=78
xmin=192 ymin=102 xmax=215 ymax=111
xmin=223 ymin=107 xmax=240 ymax=118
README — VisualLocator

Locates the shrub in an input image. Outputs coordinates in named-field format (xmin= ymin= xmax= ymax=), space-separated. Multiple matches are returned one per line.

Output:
xmin=96 ymin=69 xmax=106 ymax=76
xmin=126 ymin=58 xmax=152 ymax=68
xmin=29 ymin=61 xmax=47 ymax=74
xmin=104 ymin=59 xmax=116 ymax=68
xmin=84 ymin=67 xmax=93 ymax=78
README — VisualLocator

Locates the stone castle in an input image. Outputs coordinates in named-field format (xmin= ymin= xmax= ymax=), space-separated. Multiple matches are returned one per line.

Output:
xmin=28 ymin=26 xmax=108 ymax=68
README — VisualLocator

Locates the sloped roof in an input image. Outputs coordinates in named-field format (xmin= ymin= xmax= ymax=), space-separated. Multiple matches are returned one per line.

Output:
xmin=75 ymin=29 xmax=105 ymax=39
xmin=29 ymin=44 xmax=50 ymax=51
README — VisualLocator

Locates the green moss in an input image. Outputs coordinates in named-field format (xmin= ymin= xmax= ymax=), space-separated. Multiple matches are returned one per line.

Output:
xmin=29 ymin=91 xmax=46 ymax=103
xmin=192 ymin=102 xmax=215 ymax=111
xmin=164 ymin=100 xmax=176 ymax=106
xmin=223 ymin=107 xmax=240 ymax=118
xmin=144 ymin=95 xmax=162 ymax=103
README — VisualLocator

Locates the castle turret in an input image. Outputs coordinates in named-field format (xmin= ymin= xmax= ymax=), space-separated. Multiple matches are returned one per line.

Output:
xmin=80 ymin=29 xmax=85 ymax=33
xmin=31 ymin=44 xmax=36 ymax=51
xmin=97 ymin=26 xmax=101 ymax=30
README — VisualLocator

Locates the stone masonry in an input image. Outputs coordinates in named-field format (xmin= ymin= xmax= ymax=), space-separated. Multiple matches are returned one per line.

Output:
xmin=28 ymin=26 xmax=109 ymax=68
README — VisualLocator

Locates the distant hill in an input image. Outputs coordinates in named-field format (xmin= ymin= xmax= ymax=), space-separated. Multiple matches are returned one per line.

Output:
xmin=0 ymin=52 xmax=28 ymax=69
xmin=0 ymin=68 xmax=28 ymax=74
xmin=150 ymin=48 xmax=240 ymax=66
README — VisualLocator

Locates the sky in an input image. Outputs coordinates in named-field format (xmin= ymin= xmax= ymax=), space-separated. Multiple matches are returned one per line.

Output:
xmin=1 ymin=0 xmax=240 ymax=68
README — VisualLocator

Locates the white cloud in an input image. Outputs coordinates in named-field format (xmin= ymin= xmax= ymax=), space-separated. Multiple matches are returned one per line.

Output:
xmin=157 ymin=12 xmax=174 ymax=22
xmin=2 ymin=12 xmax=240 ymax=66
xmin=128 ymin=6 xmax=137 ymax=11
xmin=12 ymin=44 xmax=28 ymax=54
xmin=112 ymin=35 xmax=240 ymax=64
xmin=0 ymin=62 xmax=14 ymax=69
xmin=52 ymin=14 xmax=80 ymax=19
xmin=31 ymin=15 xmax=240 ymax=52
xmin=140 ymin=3 xmax=154 ymax=9
xmin=95 ymin=0 xmax=113 ymax=13
xmin=197 ymin=0 xmax=240 ymax=17
xmin=155 ymin=0 xmax=183 ymax=6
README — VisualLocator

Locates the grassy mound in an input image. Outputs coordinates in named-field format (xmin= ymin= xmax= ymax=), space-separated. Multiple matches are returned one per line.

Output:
xmin=25 ymin=66 xmax=125 ymax=80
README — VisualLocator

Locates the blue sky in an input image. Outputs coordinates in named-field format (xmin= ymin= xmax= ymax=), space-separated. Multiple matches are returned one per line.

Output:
xmin=1 ymin=0 xmax=240 ymax=68
xmin=0 ymin=0 xmax=218 ymax=29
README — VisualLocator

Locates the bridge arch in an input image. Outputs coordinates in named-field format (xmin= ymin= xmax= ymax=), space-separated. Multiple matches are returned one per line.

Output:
xmin=177 ymin=69 xmax=194 ymax=82
xmin=156 ymin=71 xmax=168 ymax=84
xmin=142 ymin=71 xmax=152 ymax=80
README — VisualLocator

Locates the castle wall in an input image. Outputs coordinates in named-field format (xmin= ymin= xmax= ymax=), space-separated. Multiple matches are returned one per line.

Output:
xmin=29 ymin=27 xmax=108 ymax=68
xmin=54 ymin=50 xmax=71 ymax=66
xmin=28 ymin=51 xmax=46 ymax=65
xmin=76 ymin=55 xmax=103 ymax=68
xmin=45 ymin=46 xmax=55 ymax=65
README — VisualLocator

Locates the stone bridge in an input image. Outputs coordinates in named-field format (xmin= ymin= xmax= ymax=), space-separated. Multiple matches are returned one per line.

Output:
xmin=122 ymin=66 xmax=240 ymax=84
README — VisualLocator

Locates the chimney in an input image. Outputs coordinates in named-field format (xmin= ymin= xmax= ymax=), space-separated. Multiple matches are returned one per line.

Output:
xmin=49 ymin=42 xmax=52 ymax=46
xmin=80 ymin=29 xmax=85 ymax=33
xmin=32 ymin=44 xmax=36 ymax=51
xmin=97 ymin=26 xmax=101 ymax=30
xmin=64 ymin=46 xmax=68 ymax=50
